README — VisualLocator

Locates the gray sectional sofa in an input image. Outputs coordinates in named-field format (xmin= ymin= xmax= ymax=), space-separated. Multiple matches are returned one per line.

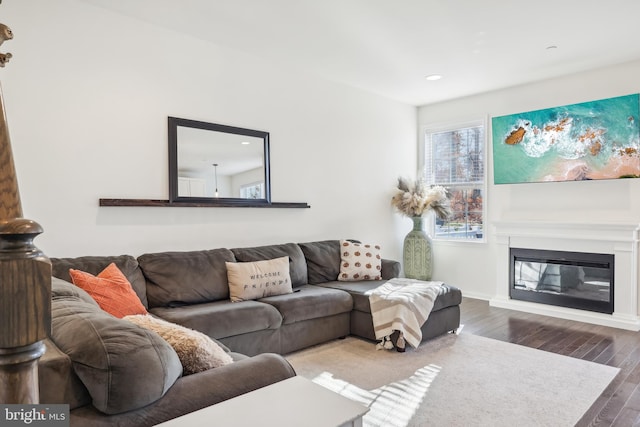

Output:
xmin=40 ymin=239 xmax=462 ymax=426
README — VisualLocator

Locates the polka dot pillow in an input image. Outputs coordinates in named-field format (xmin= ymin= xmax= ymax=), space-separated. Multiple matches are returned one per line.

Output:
xmin=338 ymin=240 xmax=382 ymax=281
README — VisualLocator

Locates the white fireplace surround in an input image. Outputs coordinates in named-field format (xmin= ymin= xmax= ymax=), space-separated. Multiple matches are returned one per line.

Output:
xmin=491 ymin=220 xmax=640 ymax=331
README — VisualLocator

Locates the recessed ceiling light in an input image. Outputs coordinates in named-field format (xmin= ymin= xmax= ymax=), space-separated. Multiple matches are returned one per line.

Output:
xmin=425 ymin=74 xmax=442 ymax=81
xmin=241 ymin=141 xmax=250 ymax=145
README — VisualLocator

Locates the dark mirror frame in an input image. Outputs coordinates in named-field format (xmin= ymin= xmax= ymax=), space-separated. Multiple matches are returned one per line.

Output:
xmin=168 ymin=116 xmax=272 ymax=206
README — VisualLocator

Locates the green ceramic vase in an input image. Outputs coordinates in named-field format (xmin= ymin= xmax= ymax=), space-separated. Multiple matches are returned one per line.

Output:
xmin=402 ymin=216 xmax=433 ymax=280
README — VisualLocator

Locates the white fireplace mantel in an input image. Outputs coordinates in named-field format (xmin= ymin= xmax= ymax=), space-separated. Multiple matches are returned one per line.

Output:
xmin=490 ymin=220 xmax=640 ymax=331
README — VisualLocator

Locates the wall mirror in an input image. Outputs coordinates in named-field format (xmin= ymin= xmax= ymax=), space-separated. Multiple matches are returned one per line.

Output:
xmin=168 ymin=117 xmax=271 ymax=205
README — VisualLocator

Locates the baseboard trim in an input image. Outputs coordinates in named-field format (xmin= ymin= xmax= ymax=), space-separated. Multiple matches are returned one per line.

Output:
xmin=489 ymin=297 xmax=640 ymax=331
xmin=459 ymin=291 xmax=492 ymax=301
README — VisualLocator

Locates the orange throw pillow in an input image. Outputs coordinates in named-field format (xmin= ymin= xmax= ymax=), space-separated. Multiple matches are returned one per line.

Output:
xmin=69 ymin=263 xmax=148 ymax=318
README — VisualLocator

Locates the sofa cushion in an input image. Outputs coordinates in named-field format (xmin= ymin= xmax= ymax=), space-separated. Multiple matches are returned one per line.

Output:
xmin=138 ymin=248 xmax=236 ymax=308
xmin=50 ymin=278 xmax=182 ymax=415
xmin=300 ymin=240 xmax=401 ymax=283
xmin=338 ymin=240 xmax=382 ymax=281
xmin=150 ymin=299 xmax=282 ymax=339
xmin=319 ymin=280 xmax=463 ymax=313
xmin=317 ymin=280 xmax=388 ymax=312
xmin=431 ymin=284 xmax=464 ymax=310
xmin=381 ymin=259 xmax=402 ymax=280
xmin=226 ymin=256 xmax=293 ymax=302
xmin=51 ymin=275 xmax=101 ymax=306
xmin=51 ymin=255 xmax=148 ymax=308
xmin=68 ymin=263 xmax=148 ymax=318
xmin=231 ymin=243 xmax=308 ymax=288
xmin=298 ymin=240 xmax=341 ymax=285
xmin=124 ymin=314 xmax=234 ymax=375
xmin=258 ymin=284 xmax=353 ymax=325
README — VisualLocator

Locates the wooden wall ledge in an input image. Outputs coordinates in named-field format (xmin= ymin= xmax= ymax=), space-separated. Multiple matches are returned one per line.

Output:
xmin=99 ymin=199 xmax=310 ymax=208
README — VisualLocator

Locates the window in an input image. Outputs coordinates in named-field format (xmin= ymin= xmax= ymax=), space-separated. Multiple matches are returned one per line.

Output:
xmin=240 ymin=182 xmax=265 ymax=199
xmin=422 ymin=120 xmax=486 ymax=241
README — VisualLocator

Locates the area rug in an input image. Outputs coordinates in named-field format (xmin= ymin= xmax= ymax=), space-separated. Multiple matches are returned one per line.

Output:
xmin=285 ymin=333 xmax=619 ymax=427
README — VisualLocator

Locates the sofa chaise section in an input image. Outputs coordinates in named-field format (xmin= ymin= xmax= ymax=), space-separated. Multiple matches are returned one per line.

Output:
xmin=320 ymin=280 xmax=462 ymax=342
xmin=299 ymin=239 xmax=462 ymax=343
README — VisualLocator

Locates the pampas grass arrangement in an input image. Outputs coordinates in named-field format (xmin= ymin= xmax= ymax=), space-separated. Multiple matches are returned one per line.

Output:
xmin=391 ymin=177 xmax=451 ymax=219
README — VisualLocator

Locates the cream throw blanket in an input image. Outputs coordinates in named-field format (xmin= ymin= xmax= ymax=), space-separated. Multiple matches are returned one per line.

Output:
xmin=368 ymin=278 xmax=443 ymax=349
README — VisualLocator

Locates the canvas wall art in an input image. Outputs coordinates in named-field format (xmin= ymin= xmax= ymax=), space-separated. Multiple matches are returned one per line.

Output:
xmin=492 ymin=94 xmax=640 ymax=184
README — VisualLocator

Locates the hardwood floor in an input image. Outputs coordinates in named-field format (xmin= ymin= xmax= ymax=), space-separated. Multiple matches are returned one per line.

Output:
xmin=460 ymin=297 xmax=640 ymax=427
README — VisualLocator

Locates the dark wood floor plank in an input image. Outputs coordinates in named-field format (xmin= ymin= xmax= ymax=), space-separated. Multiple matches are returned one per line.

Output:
xmin=596 ymin=381 xmax=638 ymax=425
xmin=584 ymin=338 xmax=617 ymax=362
xmin=571 ymin=333 xmax=610 ymax=360
xmin=593 ymin=340 xmax=634 ymax=366
xmin=579 ymin=348 xmax=640 ymax=425
xmin=611 ymin=407 xmax=640 ymax=427
xmin=460 ymin=297 xmax=640 ymax=427
xmin=559 ymin=330 xmax=598 ymax=356
xmin=619 ymin=382 xmax=640 ymax=412
xmin=603 ymin=340 xmax=640 ymax=369
xmin=551 ymin=323 xmax=600 ymax=355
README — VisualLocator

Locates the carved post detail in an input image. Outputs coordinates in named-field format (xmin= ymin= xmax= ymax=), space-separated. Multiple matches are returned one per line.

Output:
xmin=0 ymin=17 xmax=18 ymax=220
xmin=0 ymin=14 xmax=52 ymax=404
xmin=0 ymin=219 xmax=50 ymax=404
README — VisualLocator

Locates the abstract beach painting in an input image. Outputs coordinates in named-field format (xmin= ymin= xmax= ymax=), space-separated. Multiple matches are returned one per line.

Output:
xmin=492 ymin=94 xmax=640 ymax=184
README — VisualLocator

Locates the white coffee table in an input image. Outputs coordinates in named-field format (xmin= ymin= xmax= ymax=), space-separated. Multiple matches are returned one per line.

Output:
xmin=156 ymin=375 xmax=369 ymax=427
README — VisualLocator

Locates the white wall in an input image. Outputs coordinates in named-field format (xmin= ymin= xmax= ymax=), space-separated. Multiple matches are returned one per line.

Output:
xmin=1 ymin=0 xmax=416 ymax=259
xmin=418 ymin=60 xmax=640 ymax=299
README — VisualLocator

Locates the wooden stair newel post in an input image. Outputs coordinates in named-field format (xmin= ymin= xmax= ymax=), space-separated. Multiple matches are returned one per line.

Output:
xmin=0 ymin=12 xmax=52 ymax=404
xmin=0 ymin=219 xmax=50 ymax=404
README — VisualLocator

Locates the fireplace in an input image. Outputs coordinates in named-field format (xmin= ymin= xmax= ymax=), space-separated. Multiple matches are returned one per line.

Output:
xmin=510 ymin=248 xmax=614 ymax=314
xmin=492 ymin=220 xmax=640 ymax=330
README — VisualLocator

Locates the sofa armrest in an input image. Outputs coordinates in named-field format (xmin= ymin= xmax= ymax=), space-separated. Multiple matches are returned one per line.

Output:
xmin=381 ymin=259 xmax=401 ymax=279
xmin=69 ymin=353 xmax=296 ymax=427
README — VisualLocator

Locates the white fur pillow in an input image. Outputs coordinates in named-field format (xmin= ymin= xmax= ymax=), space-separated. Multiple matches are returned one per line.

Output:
xmin=124 ymin=314 xmax=233 ymax=375
xmin=338 ymin=240 xmax=382 ymax=281
xmin=226 ymin=256 xmax=293 ymax=302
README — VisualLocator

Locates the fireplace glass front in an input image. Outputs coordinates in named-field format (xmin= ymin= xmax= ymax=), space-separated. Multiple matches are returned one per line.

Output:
xmin=510 ymin=248 xmax=614 ymax=314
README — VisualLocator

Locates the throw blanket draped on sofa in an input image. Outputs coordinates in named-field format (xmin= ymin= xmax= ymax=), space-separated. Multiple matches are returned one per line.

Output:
xmin=368 ymin=278 xmax=443 ymax=349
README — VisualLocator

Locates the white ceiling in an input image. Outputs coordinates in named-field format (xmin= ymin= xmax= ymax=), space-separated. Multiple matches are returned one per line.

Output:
xmin=81 ymin=0 xmax=640 ymax=106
